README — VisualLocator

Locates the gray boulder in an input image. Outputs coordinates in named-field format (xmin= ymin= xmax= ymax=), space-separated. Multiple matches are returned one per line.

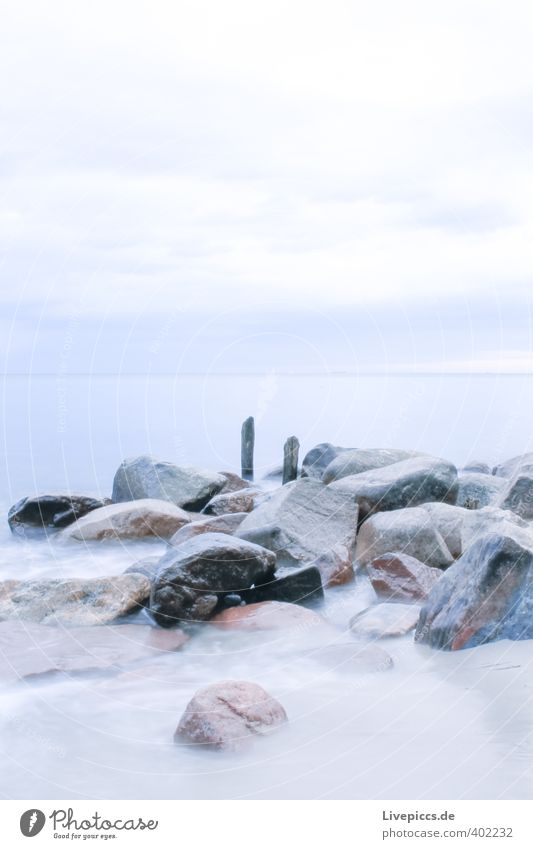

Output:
xmin=150 ymin=533 xmax=276 ymax=627
xmin=0 ymin=574 xmax=150 ymax=626
xmin=322 ymin=448 xmax=424 ymax=484
xmin=356 ymin=506 xmax=454 ymax=569
xmin=202 ymin=488 xmax=261 ymax=516
xmin=169 ymin=513 xmax=247 ymax=546
xmin=60 ymin=499 xmax=189 ymax=541
xmin=456 ymin=472 xmax=505 ymax=509
xmin=416 ymin=524 xmax=533 ymax=650
xmin=237 ymin=478 xmax=357 ymax=569
xmin=329 ymin=456 xmax=458 ymax=521
xmin=493 ymin=452 xmax=533 ymax=478
xmin=300 ymin=443 xmax=352 ymax=480
xmin=498 ymin=465 xmax=533 ymax=519
xmin=112 ymin=455 xmax=225 ymax=510
xmin=8 ymin=494 xmax=109 ymax=532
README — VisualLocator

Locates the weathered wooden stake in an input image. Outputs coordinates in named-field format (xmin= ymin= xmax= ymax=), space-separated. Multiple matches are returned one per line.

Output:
xmin=283 ymin=435 xmax=300 ymax=484
xmin=241 ymin=416 xmax=255 ymax=481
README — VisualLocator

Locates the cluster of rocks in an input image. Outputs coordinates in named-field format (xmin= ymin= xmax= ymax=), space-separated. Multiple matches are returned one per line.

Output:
xmin=7 ymin=446 xmax=533 ymax=749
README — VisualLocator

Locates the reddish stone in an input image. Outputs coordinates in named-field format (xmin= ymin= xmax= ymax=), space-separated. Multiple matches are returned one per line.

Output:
xmin=367 ymin=552 xmax=442 ymax=601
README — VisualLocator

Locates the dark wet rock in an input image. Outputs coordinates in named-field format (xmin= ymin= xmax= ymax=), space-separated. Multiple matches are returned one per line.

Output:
xmin=367 ymin=552 xmax=442 ymax=601
xmin=175 ymin=680 xmax=287 ymax=750
xmin=300 ymin=443 xmax=352 ymax=480
xmin=322 ymin=448 xmax=425 ymax=484
xmin=498 ymin=466 xmax=533 ymax=519
xmin=60 ymin=499 xmax=190 ymax=541
xmin=241 ymin=565 xmax=324 ymax=606
xmin=0 ymin=621 xmax=188 ymax=683
xmin=221 ymin=593 xmax=242 ymax=607
xmin=112 ymin=455 xmax=225 ymax=510
xmin=237 ymin=478 xmax=357 ymax=570
xmin=169 ymin=513 xmax=248 ymax=545
xmin=202 ymin=488 xmax=261 ymax=516
xmin=0 ymin=574 xmax=151 ymax=626
xmin=150 ymin=533 xmax=276 ymax=627
xmin=329 ymin=456 xmax=458 ymax=522
xmin=209 ymin=600 xmax=326 ymax=631
xmin=462 ymin=461 xmax=492 ymax=475
xmin=356 ymin=507 xmax=454 ymax=570
xmin=349 ymin=602 xmax=421 ymax=639
xmin=8 ymin=494 xmax=109 ymax=532
xmin=456 ymin=472 xmax=505 ymax=509
xmin=493 ymin=452 xmax=533 ymax=478
xmin=416 ymin=525 xmax=533 ymax=650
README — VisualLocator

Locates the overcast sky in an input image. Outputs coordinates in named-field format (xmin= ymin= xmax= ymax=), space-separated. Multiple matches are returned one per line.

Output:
xmin=1 ymin=0 xmax=533 ymax=373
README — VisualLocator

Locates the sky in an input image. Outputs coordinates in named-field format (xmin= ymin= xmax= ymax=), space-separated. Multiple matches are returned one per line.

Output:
xmin=1 ymin=0 xmax=533 ymax=374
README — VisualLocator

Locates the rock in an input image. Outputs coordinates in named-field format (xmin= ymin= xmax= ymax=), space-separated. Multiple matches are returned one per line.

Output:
xmin=300 ymin=443 xmax=352 ymax=480
xmin=150 ymin=533 xmax=276 ymax=627
xmin=304 ymin=642 xmax=393 ymax=673
xmin=175 ymin=680 xmax=287 ymax=750
xmin=462 ymin=461 xmax=492 ymax=475
xmin=202 ymin=489 xmax=261 ymax=516
xmin=493 ymin=452 xmax=533 ymax=478
xmin=367 ymin=552 xmax=442 ymax=601
xmin=349 ymin=603 xmax=421 ymax=639
xmin=261 ymin=465 xmax=284 ymax=482
xmin=313 ymin=543 xmax=355 ymax=587
xmin=416 ymin=525 xmax=533 ymax=650
xmin=498 ymin=466 xmax=533 ymax=519
xmin=0 ymin=574 xmax=150 ymax=626
xmin=237 ymin=478 xmax=357 ymax=570
xmin=456 ymin=472 xmax=505 ymax=509
xmin=0 ymin=621 xmax=188 ymax=683
xmin=124 ymin=557 xmax=161 ymax=581
xmin=218 ymin=471 xmax=251 ymax=493
xmin=356 ymin=507 xmax=454 ymax=569
xmin=241 ymin=566 xmax=324 ymax=606
xmin=169 ymin=513 xmax=248 ymax=545
xmin=329 ymin=456 xmax=458 ymax=521
xmin=112 ymin=455 xmax=225 ymax=510
xmin=8 ymin=494 xmax=109 ymax=532
xmin=210 ymin=601 xmax=326 ymax=631
xmin=60 ymin=499 xmax=190 ymax=541
xmin=419 ymin=502 xmax=465 ymax=558
xmin=322 ymin=448 xmax=424 ymax=484
xmin=460 ymin=505 xmax=528 ymax=551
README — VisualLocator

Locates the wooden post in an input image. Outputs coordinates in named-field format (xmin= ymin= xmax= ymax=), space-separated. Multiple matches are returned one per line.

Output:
xmin=241 ymin=416 xmax=255 ymax=481
xmin=283 ymin=435 xmax=299 ymax=484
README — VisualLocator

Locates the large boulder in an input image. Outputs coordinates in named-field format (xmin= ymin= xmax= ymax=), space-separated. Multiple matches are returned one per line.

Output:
xmin=356 ymin=507 xmax=454 ymax=569
xmin=8 ymin=494 xmax=109 ymax=532
xmin=112 ymin=455 xmax=225 ymax=510
xmin=367 ymin=552 xmax=442 ymax=601
xmin=493 ymin=452 xmax=533 ymax=478
xmin=150 ymin=533 xmax=276 ymax=627
xmin=0 ymin=621 xmax=187 ymax=683
xmin=416 ymin=525 xmax=533 ymax=650
xmin=0 ymin=574 xmax=150 ymax=626
xmin=217 ymin=471 xmax=251 ymax=493
xmin=456 ymin=472 xmax=505 ymax=509
xmin=329 ymin=456 xmax=458 ymax=522
xmin=498 ymin=466 xmax=533 ymax=519
xmin=349 ymin=602 xmax=421 ymax=639
xmin=462 ymin=460 xmax=492 ymax=475
xmin=169 ymin=513 xmax=247 ymax=546
xmin=175 ymin=680 xmax=287 ymax=750
xmin=202 ymin=488 xmax=261 ymax=516
xmin=237 ymin=478 xmax=357 ymax=570
xmin=322 ymin=448 xmax=424 ymax=484
xmin=60 ymin=499 xmax=190 ymax=541
xmin=301 ymin=443 xmax=353 ymax=480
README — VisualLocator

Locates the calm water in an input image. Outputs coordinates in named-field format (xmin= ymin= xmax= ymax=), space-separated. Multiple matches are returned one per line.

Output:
xmin=1 ymin=372 xmax=533 ymax=800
